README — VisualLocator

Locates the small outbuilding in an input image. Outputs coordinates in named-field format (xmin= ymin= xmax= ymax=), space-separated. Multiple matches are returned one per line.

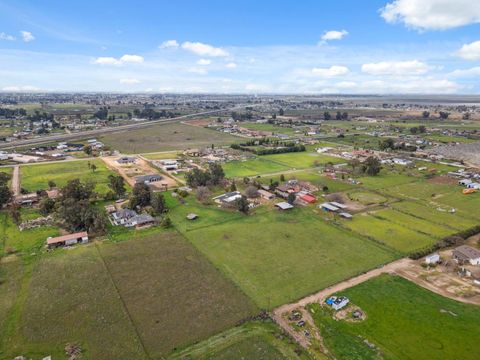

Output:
xmin=186 ymin=213 xmax=198 ymax=220
xmin=275 ymin=202 xmax=294 ymax=210
xmin=453 ymin=245 xmax=480 ymax=266
xmin=47 ymin=232 xmax=89 ymax=249
xmin=425 ymin=253 xmax=440 ymax=265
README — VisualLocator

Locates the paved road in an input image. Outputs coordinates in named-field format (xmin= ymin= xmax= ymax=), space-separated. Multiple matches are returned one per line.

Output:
xmin=0 ymin=104 xmax=256 ymax=150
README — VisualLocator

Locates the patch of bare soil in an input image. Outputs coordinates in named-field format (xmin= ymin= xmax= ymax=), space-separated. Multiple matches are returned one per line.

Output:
xmin=324 ymin=192 xmax=366 ymax=211
xmin=333 ymin=304 xmax=366 ymax=323
xmin=427 ymin=175 xmax=457 ymax=185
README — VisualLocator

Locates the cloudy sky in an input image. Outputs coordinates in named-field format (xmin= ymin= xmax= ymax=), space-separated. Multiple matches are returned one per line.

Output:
xmin=0 ymin=0 xmax=480 ymax=94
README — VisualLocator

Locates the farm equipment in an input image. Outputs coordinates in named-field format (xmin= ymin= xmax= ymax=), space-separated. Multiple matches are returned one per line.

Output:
xmin=462 ymin=188 xmax=477 ymax=195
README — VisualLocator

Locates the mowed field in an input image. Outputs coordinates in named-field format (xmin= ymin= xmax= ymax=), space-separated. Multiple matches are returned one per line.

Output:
xmin=101 ymin=123 xmax=239 ymax=153
xmin=223 ymin=151 xmax=345 ymax=178
xmin=1 ymin=231 xmax=257 ymax=359
xmin=310 ymin=275 xmax=480 ymax=360
xmin=170 ymin=201 xmax=396 ymax=308
xmin=20 ymin=159 xmax=116 ymax=194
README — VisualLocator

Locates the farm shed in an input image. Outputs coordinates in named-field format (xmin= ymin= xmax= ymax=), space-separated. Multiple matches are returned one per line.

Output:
xmin=135 ymin=174 xmax=163 ymax=184
xmin=275 ymin=202 xmax=294 ymax=210
xmin=339 ymin=212 xmax=353 ymax=219
xmin=258 ymin=189 xmax=275 ymax=200
xmin=299 ymin=193 xmax=316 ymax=204
xmin=453 ymin=246 xmax=480 ymax=266
xmin=332 ymin=296 xmax=349 ymax=310
xmin=330 ymin=201 xmax=348 ymax=209
xmin=425 ymin=253 xmax=440 ymax=265
xmin=319 ymin=203 xmax=340 ymax=212
xmin=47 ymin=231 xmax=89 ymax=249
xmin=186 ymin=213 xmax=198 ymax=220
xmin=459 ymin=179 xmax=472 ymax=186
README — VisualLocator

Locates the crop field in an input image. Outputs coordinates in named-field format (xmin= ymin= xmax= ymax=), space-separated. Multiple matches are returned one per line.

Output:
xmin=141 ymin=151 xmax=180 ymax=160
xmin=386 ymin=180 xmax=455 ymax=201
xmin=373 ymin=209 xmax=455 ymax=238
xmin=20 ymin=159 xmax=116 ymax=194
xmin=263 ymin=152 xmax=344 ymax=169
xmin=240 ymin=122 xmax=298 ymax=136
xmin=101 ymin=123 xmax=239 ymax=153
xmin=9 ymin=247 xmax=146 ymax=360
xmin=342 ymin=212 xmax=437 ymax=254
xmin=222 ymin=158 xmax=290 ymax=178
xmin=98 ymin=232 xmax=257 ymax=358
xmin=392 ymin=201 xmax=478 ymax=231
xmin=176 ymin=205 xmax=396 ymax=308
xmin=358 ymin=172 xmax=418 ymax=190
xmin=309 ymin=275 xmax=480 ymax=360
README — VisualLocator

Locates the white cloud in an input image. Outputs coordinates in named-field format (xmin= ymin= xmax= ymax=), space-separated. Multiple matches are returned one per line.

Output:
xmin=159 ymin=39 xmax=179 ymax=49
xmin=320 ymin=30 xmax=348 ymax=42
xmin=119 ymin=78 xmax=140 ymax=84
xmin=197 ymin=58 xmax=211 ymax=65
xmin=119 ymin=54 xmax=144 ymax=63
xmin=93 ymin=54 xmax=144 ymax=66
xmin=0 ymin=32 xmax=15 ymax=41
xmin=457 ymin=41 xmax=480 ymax=60
xmin=20 ymin=31 xmax=35 ymax=42
xmin=311 ymin=65 xmax=349 ymax=77
xmin=448 ymin=66 xmax=480 ymax=77
xmin=225 ymin=62 xmax=237 ymax=69
xmin=181 ymin=41 xmax=229 ymax=57
xmin=186 ymin=67 xmax=208 ymax=75
xmin=381 ymin=0 xmax=480 ymax=31
xmin=361 ymin=60 xmax=431 ymax=75
xmin=2 ymin=85 xmax=40 ymax=92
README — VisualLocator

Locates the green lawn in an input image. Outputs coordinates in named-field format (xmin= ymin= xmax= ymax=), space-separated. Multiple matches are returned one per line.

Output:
xmin=170 ymin=321 xmax=312 ymax=360
xmin=373 ymin=209 xmax=455 ymax=239
xmin=20 ymin=159 xmax=117 ymax=195
xmin=342 ymin=212 xmax=437 ymax=254
xmin=347 ymin=191 xmax=388 ymax=205
xmin=309 ymin=274 xmax=480 ymax=360
xmin=392 ymin=201 xmax=478 ymax=231
xmin=223 ymin=158 xmax=290 ymax=178
xmin=263 ymin=152 xmax=344 ymax=169
xmin=357 ymin=172 xmax=418 ymax=190
xmin=172 ymin=202 xmax=396 ymax=308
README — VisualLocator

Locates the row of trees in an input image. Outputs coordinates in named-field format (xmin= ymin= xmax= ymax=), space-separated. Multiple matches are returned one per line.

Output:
xmin=0 ymin=108 xmax=27 ymax=118
xmin=323 ymin=111 xmax=349 ymax=120
xmin=132 ymin=108 xmax=179 ymax=120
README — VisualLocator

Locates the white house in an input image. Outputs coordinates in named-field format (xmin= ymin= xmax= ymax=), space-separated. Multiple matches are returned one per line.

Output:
xmin=425 ymin=253 xmax=440 ymax=265
xmin=467 ymin=182 xmax=480 ymax=190
xmin=459 ymin=179 xmax=472 ymax=186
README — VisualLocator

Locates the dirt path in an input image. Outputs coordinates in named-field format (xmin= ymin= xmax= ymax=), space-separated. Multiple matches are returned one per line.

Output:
xmin=11 ymin=165 xmax=20 ymax=198
xmin=272 ymin=258 xmax=412 ymax=350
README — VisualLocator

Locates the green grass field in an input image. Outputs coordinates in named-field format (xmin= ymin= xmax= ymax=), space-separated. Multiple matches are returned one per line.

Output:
xmin=170 ymin=321 xmax=312 ymax=360
xmin=223 ymin=158 xmax=290 ymax=178
xmin=309 ymin=274 xmax=480 ymax=360
xmin=347 ymin=191 xmax=388 ymax=205
xmin=172 ymin=202 xmax=396 ymax=308
xmin=101 ymin=123 xmax=239 ymax=153
xmin=342 ymin=212 xmax=436 ymax=254
xmin=20 ymin=159 xmax=116 ymax=194
xmin=263 ymin=152 xmax=344 ymax=169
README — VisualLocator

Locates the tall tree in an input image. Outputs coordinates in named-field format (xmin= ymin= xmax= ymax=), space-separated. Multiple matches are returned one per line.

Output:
xmin=108 ymin=175 xmax=126 ymax=198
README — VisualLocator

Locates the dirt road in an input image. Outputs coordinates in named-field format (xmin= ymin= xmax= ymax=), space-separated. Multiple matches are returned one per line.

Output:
xmin=11 ymin=165 xmax=20 ymax=198
xmin=272 ymin=258 xmax=412 ymax=349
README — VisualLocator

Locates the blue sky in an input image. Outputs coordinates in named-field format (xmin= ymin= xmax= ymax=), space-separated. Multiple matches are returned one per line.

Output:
xmin=0 ymin=0 xmax=480 ymax=93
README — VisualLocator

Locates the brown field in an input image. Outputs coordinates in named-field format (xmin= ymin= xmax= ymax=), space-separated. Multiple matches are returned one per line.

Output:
xmin=98 ymin=232 xmax=258 ymax=357
xmin=101 ymin=122 xmax=239 ymax=153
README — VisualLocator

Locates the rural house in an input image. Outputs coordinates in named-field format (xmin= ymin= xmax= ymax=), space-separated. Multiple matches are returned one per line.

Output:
xmin=213 ymin=191 xmax=242 ymax=204
xmin=112 ymin=208 xmax=137 ymax=225
xmin=47 ymin=232 xmax=89 ymax=249
xmin=453 ymin=245 xmax=480 ymax=266
xmin=117 ymin=156 xmax=137 ymax=164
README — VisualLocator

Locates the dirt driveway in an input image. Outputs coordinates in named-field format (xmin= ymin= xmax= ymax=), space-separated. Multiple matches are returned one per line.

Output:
xmin=101 ymin=155 xmax=178 ymax=190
